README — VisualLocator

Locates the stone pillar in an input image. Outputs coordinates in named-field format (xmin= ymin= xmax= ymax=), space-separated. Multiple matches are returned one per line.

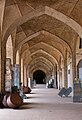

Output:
xmin=26 ymin=66 xmax=29 ymax=87
xmin=55 ymin=65 xmax=58 ymax=89
xmin=11 ymin=30 xmax=17 ymax=65
xmin=13 ymin=49 xmax=16 ymax=65
xmin=72 ymin=51 xmax=77 ymax=98
xmin=57 ymin=69 xmax=62 ymax=90
xmin=62 ymin=67 xmax=64 ymax=87
xmin=70 ymin=62 xmax=73 ymax=87
xmin=0 ymin=37 xmax=6 ymax=93
xmin=29 ymin=72 xmax=33 ymax=88
xmin=64 ymin=59 xmax=68 ymax=88
xmin=59 ymin=70 xmax=62 ymax=89
xmin=13 ymin=64 xmax=20 ymax=89
xmin=5 ymin=58 xmax=12 ymax=92
xmin=19 ymin=51 xmax=21 ymax=84
xmin=24 ymin=65 xmax=27 ymax=87
xmin=64 ymin=50 xmax=68 ymax=88
xmin=72 ymin=52 xmax=76 ymax=82
xmin=0 ymin=45 xmax=5 ymax=92
xmin=54 ymin=66 xmax=56 ymax=88
xmin=0 ymin=0 xmax=6 ymax=92
xmin=70 ymin=62 xmax=73 ymax=96
xmin=23 ymin=62 xmax=24 ymax=85
xmin=1 ymin=43 xmax=6 ymax=92
xmin=57 ymin=70 xmax=60 ymax=90
xmin=21 ymin=58 xmax=23 ymax=85
xmin=0 ymin=40 xmax=1 ymax=91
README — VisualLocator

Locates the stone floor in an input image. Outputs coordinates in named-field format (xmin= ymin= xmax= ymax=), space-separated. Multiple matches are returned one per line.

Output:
xmin=0 ymin=84 xmax=82 ymax=120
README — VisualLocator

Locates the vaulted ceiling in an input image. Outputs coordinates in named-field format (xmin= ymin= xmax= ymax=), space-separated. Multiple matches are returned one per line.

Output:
xmin=3 ymin=0 xmax=82 ymax=74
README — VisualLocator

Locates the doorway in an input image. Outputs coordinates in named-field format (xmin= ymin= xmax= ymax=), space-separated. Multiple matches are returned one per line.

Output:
xmin=33 ymin=70 xmax=46 ymax=84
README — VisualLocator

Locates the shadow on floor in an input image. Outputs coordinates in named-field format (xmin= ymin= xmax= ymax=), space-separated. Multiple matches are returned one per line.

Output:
xmin=61 ymin=96 xmax=72 ymax=98
xmin=28 ymin=92 xmax=35 ymax=94
xmin=18 ymin=102 xmax=43 ymax=110
xmin=27 ymin=96 xmax=38 ymax=99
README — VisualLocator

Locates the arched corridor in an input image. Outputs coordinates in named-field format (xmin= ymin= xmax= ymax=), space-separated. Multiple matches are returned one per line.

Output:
xmin=0 ymin=0 xmax=82 ymax=119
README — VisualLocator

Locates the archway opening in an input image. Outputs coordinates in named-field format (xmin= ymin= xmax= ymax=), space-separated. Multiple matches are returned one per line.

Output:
xmin=33 ymin=70 xmax=46 ymax=84
xmin=6 ymin=35 xmax=13 ymax=64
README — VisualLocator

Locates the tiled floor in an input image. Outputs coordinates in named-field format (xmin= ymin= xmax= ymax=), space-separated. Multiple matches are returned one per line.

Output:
xmin=0 ymin=84 xmax=82 ymax=120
